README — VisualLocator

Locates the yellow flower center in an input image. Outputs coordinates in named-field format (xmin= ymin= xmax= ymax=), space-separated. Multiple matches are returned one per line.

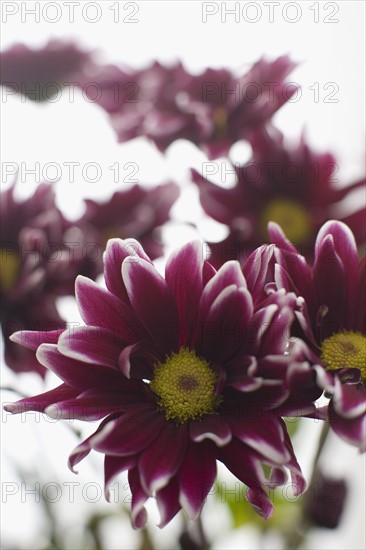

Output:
xmin=261 ymin=199 xmax=312 ymax=244
xmin=213 ymin=107 xmax=228 ymax=138
xmin=321 ymin=331 xmax=366 ymax=380
xmin=150 ymin=348 xmax=220 ymax=423
xmin=0 ymin=249 xmax=20 ymax=292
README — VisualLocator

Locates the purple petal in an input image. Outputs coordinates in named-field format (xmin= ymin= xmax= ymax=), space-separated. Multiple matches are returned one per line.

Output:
xmin=331 ymin=379 xmax=366 ymax=419
xmin=139 ymin=422 xmax=188 ymax=493
xmin=156 ymin=478 xmax=181 ymax=528
xmin=104 ymin=238 xmax=153 ymax=303
xmin=329 ymin=399 xmax=366 ymax=452
xmin=45 ymin=388 xmax=140 ymax=420
xmin=92 ymin=404 xmax=165 ymax=456
xmin=68 ymin=416 xmax=114 ymax=472
xmin=36 ymin=344 xmax=122 ymax=389
xmin=229 ymin=413 xmax=290 ymax=464
xmin=197 ymin=285 xmax=254 ymax=362
xmin=122 ymin=258 xmax=179 ymax=352
xmin=268 ymin=222 xmax=298 ymax=254
xmin=218 ymin=439 xmax=273 ymax=519
xmin=75 ymin=276 xmax=146 ymax=343
xmin=58 ymin=326 xmax=123 ymax=367
xmin=179 ymin=442 xmax=216 ymax=520
xmin=129 ymin=468 xmax=149 ymax=529
xmin=190 ymin=415 xmax=232 ymax=446
xmin=9 ymin=329 xmax=64 ymax=350
xmin=313 ymin=235 xmax=346 ymax=328
xmin=165 ymin=241 xmax=204 ymax=346
xmin=3 ymin=383 xmax=78 ymax=414
xmin=104 ymin=454 xmax=137 ymax=501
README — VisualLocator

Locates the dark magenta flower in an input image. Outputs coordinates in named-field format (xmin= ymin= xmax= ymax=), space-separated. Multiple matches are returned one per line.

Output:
xmin=0 ymin=182 xmax=69 ymax=375
xmin=89 ymin=57 xmax=296 ymax=158
xmin=5 ymin=239 xmax=318 ymax=527
xmin=75 ymin=182 xmax=180 ymax=280
xmin=0 ymin=40 xmax=92 ymax=102
xmin=193 ymin=127 xmax=365 ymax=268
xmin=268 ymin=220 xmax=366 ymax=451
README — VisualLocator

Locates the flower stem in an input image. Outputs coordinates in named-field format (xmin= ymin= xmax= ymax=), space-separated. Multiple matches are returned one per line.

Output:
xmin=284 ymin=421 xmax=330 ymax=549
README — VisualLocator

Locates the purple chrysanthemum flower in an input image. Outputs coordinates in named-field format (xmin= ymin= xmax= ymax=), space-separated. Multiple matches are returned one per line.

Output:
xmin=268 ymin=220 xmax=366 ymax=451
xmin=88 ymin=57 xmax=296 ymax=158
xmin=0 ymin=39 xmax=92 ymax=102
xmin=75 ymin=183 xmax=180 ymax=280
xmin=5 ymin=239 xmax=318 ymax=527
xmin=192 ymin=127 xmax=366 ymax=268
xmin=0 ymin=182 xmax=69 ymax=375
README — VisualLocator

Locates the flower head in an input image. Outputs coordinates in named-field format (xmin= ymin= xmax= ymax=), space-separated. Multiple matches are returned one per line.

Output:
xmin=75 ymin=182 xmax=180 ymax=280
xmin=0 ymin=40 xmax=92 ymax=101
xmin=193 ymin=128 xmax=365 ymax=267
xmin=0 ymin=181 xmax=90 ymax=375
xmin=5 ymin=239 xmax=318 ymax=526
xmin=88 ymin=57 xmax=297 ymax=158
xmin=268 ymin=220 xmax=366 ymax=451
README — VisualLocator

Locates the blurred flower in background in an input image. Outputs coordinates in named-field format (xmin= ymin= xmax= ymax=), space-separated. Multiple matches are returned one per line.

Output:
xmin=84 ymin=56 xmax=297 ymax=158
xmin=192 ymin=127 xmax=366 ymax=267
xmin=74 ymin=182 xmax=180 ymax=280
xmin=0 ymin=39 xmax=93 ymax=102
xmin=1 ymin=181 xmax=67 ymax=375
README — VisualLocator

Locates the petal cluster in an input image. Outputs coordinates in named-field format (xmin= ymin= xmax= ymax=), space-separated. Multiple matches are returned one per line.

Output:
xmin=84 ymin=57 xmax=297 ymax=157
xmin=267 ymin=221 xmax=366 ymax=451
xmin=6 ymin=239 xmax=319 ymax=526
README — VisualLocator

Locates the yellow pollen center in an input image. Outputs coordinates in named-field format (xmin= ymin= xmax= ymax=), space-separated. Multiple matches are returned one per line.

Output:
xmin=213 ymin=107 xmax=228 ymax=138
xmin=150 ymin=348 xmax=220 ymax=423
xmin=321 ymin=331 xmax=366 ymax=380
xmin=0 ymin=249 xmax=20 ymax=292
xmin=261 ymin=199 xmax=312 ymax=244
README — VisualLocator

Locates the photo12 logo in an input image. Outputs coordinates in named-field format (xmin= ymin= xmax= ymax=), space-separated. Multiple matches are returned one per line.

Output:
xmin=202 ymin=2 xmax=340 ymax=24
xmin=1 ymin=1 xmax=140 ymax=24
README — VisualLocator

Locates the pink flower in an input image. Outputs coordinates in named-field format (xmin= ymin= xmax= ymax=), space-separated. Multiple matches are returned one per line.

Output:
xmin=5 ymin=239 xmax=318 ymax=526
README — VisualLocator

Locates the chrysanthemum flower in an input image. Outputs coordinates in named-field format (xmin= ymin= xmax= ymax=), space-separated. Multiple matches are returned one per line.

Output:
xmin=268 ymin=220 xmax=366 ymax=451
xmin=0 ymin=40 xmax=92 ymax=102
xmin=89 ymin=57 xmax=296 ymax=158
xmin=75 ymin=183 xmax=180 ymax=280
xmin=5 ymin=239 xmax=318 ymax=527
xmin=1 ymin=181 xmax=78 ymax=375
xmin=192 ymin=127 xmax=365 ymax=267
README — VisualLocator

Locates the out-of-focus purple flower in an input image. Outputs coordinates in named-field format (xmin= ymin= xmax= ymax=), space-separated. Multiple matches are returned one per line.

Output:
xmin=75 ymin=183 xmax=180 ymax=280
xmin=0 ymin=40 xmax=92 ymax=101
xmin=268 ymin=220 xmax=366 ymax=451
xmin=0 ymin=182 xmax=69 ymax=375
xmin=192 ymin=127 xmax=366 ymax=267
xmin=304 ymin=471 xmax=347 ymax=529
xmin=5 ymin=239 xmax=320 ymax=527
xmin=87 ymin=57 xmax=297 ymax=157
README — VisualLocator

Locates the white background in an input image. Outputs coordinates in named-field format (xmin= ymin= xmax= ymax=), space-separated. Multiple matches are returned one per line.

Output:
xmin=1 ymin=2 xmax=365 ymax=549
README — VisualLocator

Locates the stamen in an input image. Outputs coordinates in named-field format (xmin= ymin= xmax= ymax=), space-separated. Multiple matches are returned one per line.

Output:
xmin=321 ymin=331 xmax=366 ymax=381
xmin=151 ymin=348 xmax=220 ymax=423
